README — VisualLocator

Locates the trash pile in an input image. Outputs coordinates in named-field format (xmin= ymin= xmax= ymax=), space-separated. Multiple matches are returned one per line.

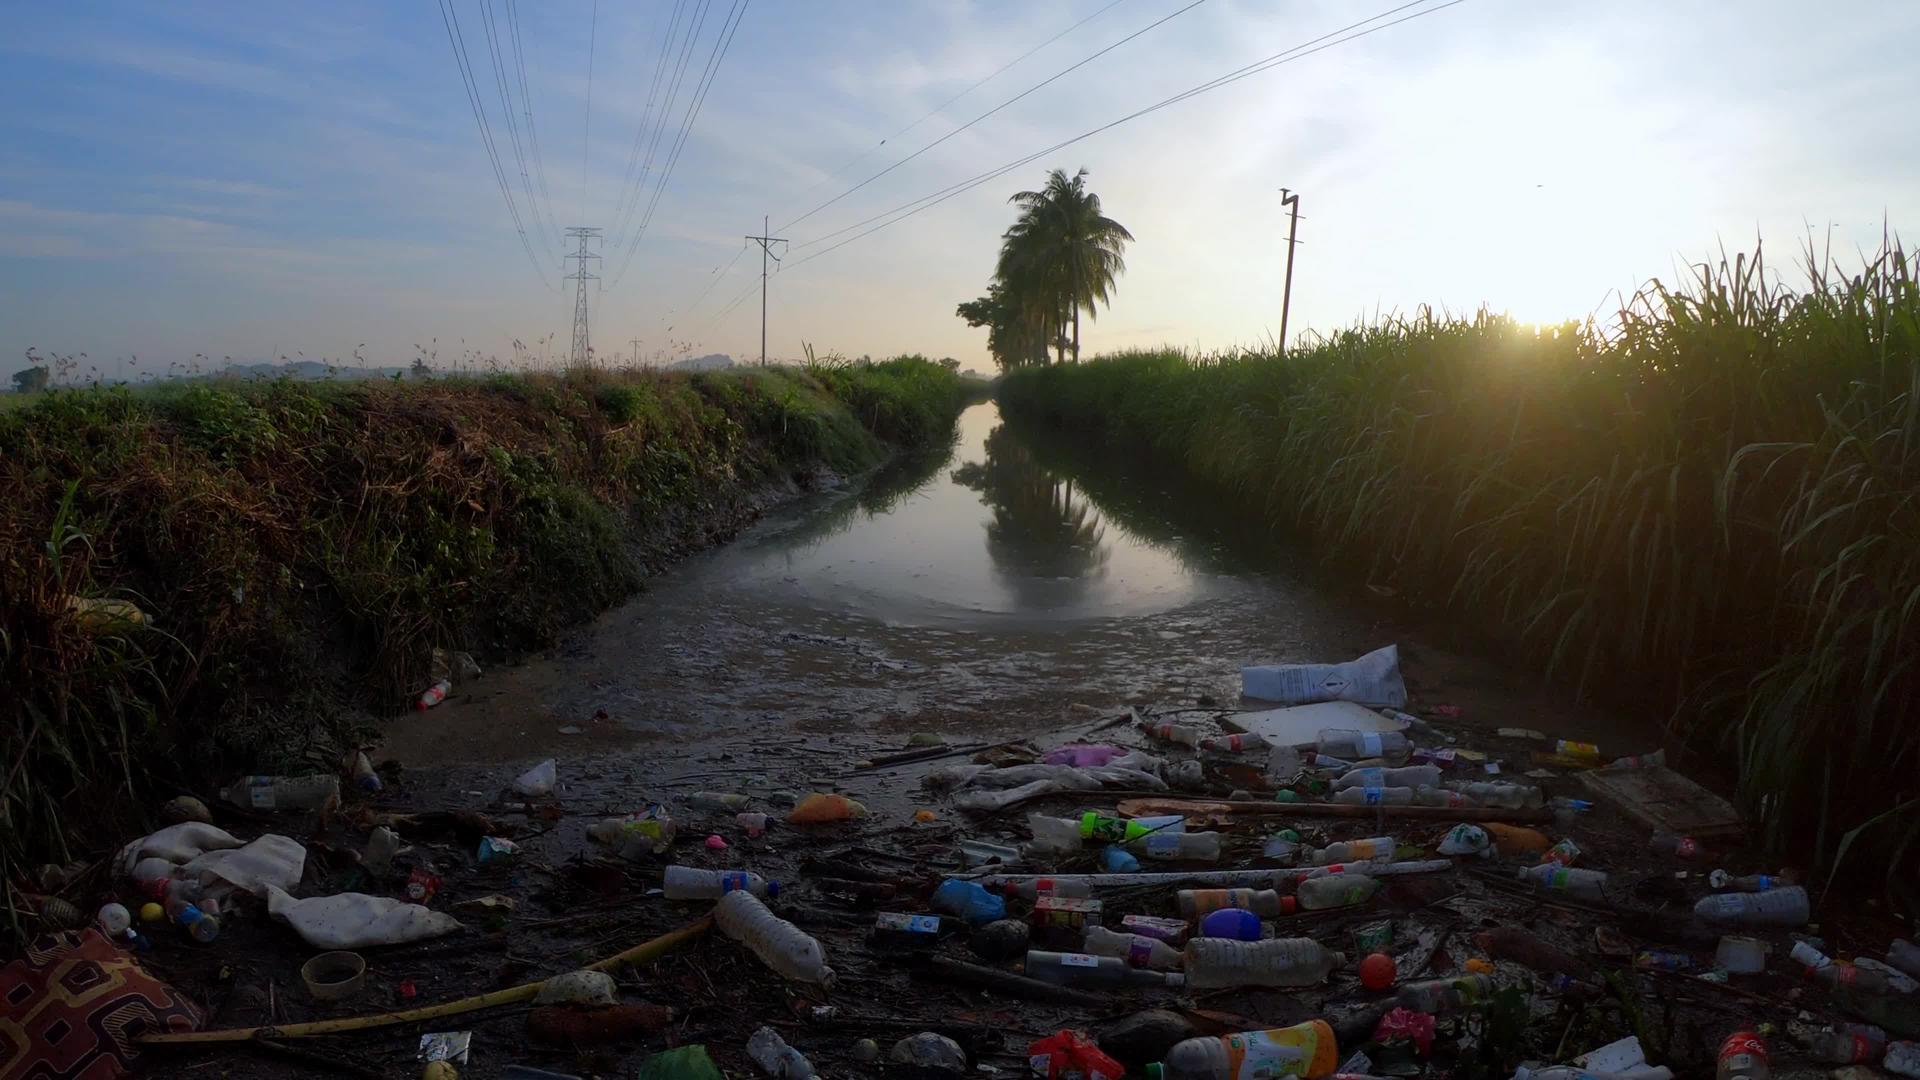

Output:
xmin=7 ymin=644 xmax=1920 ymax=1079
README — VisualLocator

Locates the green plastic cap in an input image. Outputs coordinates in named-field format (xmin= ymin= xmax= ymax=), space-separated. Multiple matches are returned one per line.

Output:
xmin=1146 ymin=1065 xmax=1164 ymax=1080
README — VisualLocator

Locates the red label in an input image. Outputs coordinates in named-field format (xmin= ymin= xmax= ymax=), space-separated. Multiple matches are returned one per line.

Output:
xmin=1719 ymin=1032 xmax=1768 ymax=1065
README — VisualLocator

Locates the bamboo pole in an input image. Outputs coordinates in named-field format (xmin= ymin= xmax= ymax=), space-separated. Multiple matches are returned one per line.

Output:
xmin=138 ymin=916 xmax=711 ymax=1046
xmin=1104 ymin=794 xmax=1555 ymax=823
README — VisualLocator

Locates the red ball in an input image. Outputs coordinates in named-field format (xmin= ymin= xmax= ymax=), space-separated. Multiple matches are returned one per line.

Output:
xmin=1359 ymin=952 xmax=1396 ymax=991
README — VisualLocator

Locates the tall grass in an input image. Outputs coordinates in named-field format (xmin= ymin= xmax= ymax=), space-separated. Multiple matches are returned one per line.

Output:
xmin=1001 ymin=243 xmax=1920 ymax=877
xmin=0 ymin=358 xmax=965 ymax=939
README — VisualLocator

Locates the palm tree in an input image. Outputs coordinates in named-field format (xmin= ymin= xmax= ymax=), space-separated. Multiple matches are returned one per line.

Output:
xmin=998 ymin=168 xmax=1132 ymax=363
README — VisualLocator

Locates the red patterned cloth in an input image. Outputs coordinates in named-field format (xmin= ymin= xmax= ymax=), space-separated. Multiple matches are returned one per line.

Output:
xmin=1 ymin=930 xmax=204 ymax=1079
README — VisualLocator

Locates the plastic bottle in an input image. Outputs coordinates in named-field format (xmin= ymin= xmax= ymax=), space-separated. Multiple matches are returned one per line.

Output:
xmin=364 ymin=826 xmax=400 ymax=876
xmin=1082 ymin=812 xmax=1186 ymax=843
xmin=1543 ymin=839 xmax=1582 ymax=866
xmin=221 ymin=774 xmax=340 ymax=811
xmin=1083 ymin=926 xmax=1184 ymax=970
xmin=1001 ymin=878 xmax=1092 ymax=901
xmin=1029 ymin=814 xmax=1084 ymax=853
xmin=785 ymin=793 xmax=867 ymax=823
xmin=172 ymin=903 xmax=220 ymax=943
xmin=1101 ymin=846 xmax=1143 ymax=872
xmin=1650 ymin=830 xmax=1702 ymax=858
xmin=747 ymin=1026 xmax=817 ymax=1079
xmin=1307 ymin=837 xmax=1396 ymax=865
xmin=1330 ymin=787 xmax=1413 ymax=806
xmin=1199 ymin=733 xmax=1268 ymax=753
xmin=1809 ymin=962 xmax=1898 ymax=994
xmin=347 ymin=751 xmax=382 ymax=793
xmin=416 ymin=678 xmax=452 ymax=710
xmin=1295 ymin=874 xmax=1380 ymax=910
xmin=1198 ymin=908 xmax=1262 ymax=941
xmin=1887 ymin=1040 xmax=1920 ymax=1078
xmin=1315 ymin=729 xmax=1412 ymax=765
xmin=1147 ymin=721 xmax=1206 ymax=748
xmin=1396 ymin=974 xmax=1494 ymax=1014
xmin=1692 ymin=886 xmax=1809 ymax=927
xmin=1443 ymin=781 xmax=1544 ymax=809
xmin=1184 ymin=938 xmax=1345 ymax=988
xmin=1178 ymin=888 xmax=1293 ymax=920
xmin=1892 ymin=939 xmax=1920 ymax=979
xmin=931 ymin=879 xmax=1008 ymax=923
xmin=1412 ymin=787 xmax=1474 ymax=808
xmin=1130 ymin=832 xmax=1224 ymax=862
xmin=663 ymin=865 xmax=779 ymax=899
xmin=587 ymin=808 xmax=678 ymax=856
xmin=689 ymin=792 xmax=753 ymax=811
xmin=1717 ymin=1031 xmax=1769 ymax=1080
xmin=1515 ymin=864 xmax=1611 ymax=903
xmin=1709 ymin=869 xmax=1789 ymax=892
xmin=1025 ymin=950 xmax=1185 ymax=989
xmin=714 ymin=891 xmax=833 ymax=985
xmin=1334 ymin=767 xmax=1440 ymax=791
xmin=1805 ymin=1024 xmax=1887 ymax=1064
xmin=1147 ymin=1020 xmax=1338 ymax=1080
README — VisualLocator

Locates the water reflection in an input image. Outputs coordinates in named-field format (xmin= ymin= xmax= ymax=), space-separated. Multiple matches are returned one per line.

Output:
xmin=953 ymin=423 xmax=1110 ymax=605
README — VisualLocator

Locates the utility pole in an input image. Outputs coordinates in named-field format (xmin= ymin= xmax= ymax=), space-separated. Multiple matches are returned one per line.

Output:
xmin=563 ymin=226 xmax=602 ymax=367
xmin=745 ymin=215 xmax=787 ymax=366
xmin=1278 ymin=188 xmax=1301 ymax=354
xmin=629 ymin=338 xmax=642 ymax=368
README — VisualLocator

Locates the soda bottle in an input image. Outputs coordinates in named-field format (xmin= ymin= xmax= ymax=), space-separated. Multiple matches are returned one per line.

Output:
xmin=1295 ymin=874 xmax=1379 ymax=911
xmin=1146 ymin=1021 xmax=1338 ymax=1080
xmin=1178 ymin=888 xmax=1293 ymax=919
xmin=1199 ymin=733 xmax=1268 ymax=753
xmin=1396 ymin=974 xmax=1494 ymax=1013
xmin=1306 ymin=837 xmax=1396 ymax=865
xmin=1083 ymin=926 xmax=1184 ymax=970
xmin=1809 ymin=962 xmax=1898 ymax=995
xmin=1147 ymin=722 xmax=1206 ymax=748
xmin=662 ymin=865 xmax=779 ymax=899
xmin=1805 ymin=1023 xmax=1887 ymax=1064
xmin=416 ymin=678 xmax=451 ymax=710
xmin=1717 ymin=1031 xmax=1769 ymax=1080
xmin=1314 ymin=730 xmax=1413 ymax=765
xmin=1024 ymin=950 xmax=1185 ymax=989
xmin=1651 ymin=830 xmax=1702 ymax=858
xmin=1443 ymin=781 xmax=1544 ymax=809
xmin=1184 ymin=939 xmax=1345 ymax=989
xmin=1692 ymin=886 xmax=1810 ymax=927
xmin=1001 ymin=878 xmax=1093 ymax=901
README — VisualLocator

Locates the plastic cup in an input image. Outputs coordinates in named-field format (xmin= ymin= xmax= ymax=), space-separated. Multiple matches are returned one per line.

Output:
xmin=1716 ymin=935 xmax=1770 ymax=974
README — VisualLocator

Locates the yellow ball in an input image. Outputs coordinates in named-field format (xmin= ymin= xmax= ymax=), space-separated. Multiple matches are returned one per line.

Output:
xmin=139 ymin=902 xmax=165 ymax=924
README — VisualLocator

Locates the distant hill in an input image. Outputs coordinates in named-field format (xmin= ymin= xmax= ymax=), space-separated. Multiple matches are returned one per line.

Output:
xmin=221 ymin=360 xmax=406 ymax=381
xmin=669 ymin=353 xmax=734 ymax=372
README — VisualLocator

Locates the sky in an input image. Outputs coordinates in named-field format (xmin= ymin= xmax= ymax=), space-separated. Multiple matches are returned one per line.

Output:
xmin=2 ymin=0 xmax=1916 ymax=378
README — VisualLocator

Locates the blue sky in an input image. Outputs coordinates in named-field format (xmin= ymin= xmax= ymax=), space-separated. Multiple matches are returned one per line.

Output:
xmin=3 ymin=1 xmax=1916 ymax=378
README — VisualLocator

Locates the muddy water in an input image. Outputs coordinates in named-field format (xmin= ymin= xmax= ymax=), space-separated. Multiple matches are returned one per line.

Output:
xmin=383 ymin=401 xmax=1639 ymax=775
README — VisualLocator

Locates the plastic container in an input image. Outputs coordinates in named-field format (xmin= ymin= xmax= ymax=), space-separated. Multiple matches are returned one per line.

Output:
xmin=1443 ymin=781 xmax=1544 ymax=809
xmin=1306 ymin=837 xmax=1395 ymax=865
xmin=1101 ymin=846 xmax=1143 ymax=872
xmin=1716 ymin=936 xmax=1770 ymax=974
xmin=364 ymin=826 xmax=400 ymax=876
xmin=221 ymin=774 xmax=339 ymax=811
xmin=1024 ymin=950 xmax=1184 ymax=989
xmin=1543 ymin=839 xmax=1582 ymax=866
xmin=1315 ymin=729 xmax=1411 ymax=765
xmin=300 ymin=950 xmax=366 ymax=1001
xmin=1329 ymin=786 xmax=1413 ymax=806
xmin=1396 ymin=974 xmax=1494 ymax=1013
xmin=1334 ymin=766 xmax=1440 ymax=791
xmin=1805 ymin=1024 xmax=1887 ymax=1064
xmin=689 ymin=792 xmax=753 ymax=811
xmin=1147 ymin=1020 xmax=1338 ymax=1080
xmin=1130 ymin=832 xmax=1223 ymax=862
xmin=1146 ymin=721 xmax=1206 ymax=748
xmin=512 ymin=759 xmax=557 ymax=797
xmin=1198 ymin=908 xmax=1263 ymax=941
xmin=1295 ymin=874 xmax=1379 ymax=910
xmin=931 ymin=879 xmax=1007 ymax=923
xmin=1717 ymin=1031 xmax=1769 ymax=1080
xmin=1198 ymin=733 xmax=1267 ymax=753
xmin=1001 ymin=878 xmax=1092 ymax=901
xmin=1692 ymin=886 xmax=1810 ymax=927
xmin=1515 ymin=864 xmax=1611 ymax=903
xmin=747 ymin=1025 xmax=817 ymax=1079
xmin=714 ymin=890 xmax=834 ymax=985
xmin=1709 ymin=869 xmax=1787 ymax=892
xmin=786 ymin=793 xmax=867 ymax=824
xmin=416 ymin=678 xmax=452 ymax=710
xmin=1184 ymin=938 xmax=1345 ymax=989
xmin=662 ymin=866 xmax=778 ymax=900
xmin=587 ymin=808 xmax=678 ymax=857
xmin=1083 ymin=925 xmax=1183 ymax=970
xmin=1809 ymin=962 xmax=1898 ymax=994
xmin=1029 ymin=814 xmax=1084 ymax=853
xmin=171 ymin=903 xmax=220 ymax=943
xmin=347 ymin=751 xmax=381 ymax=793
xmin=1123 ymin=915 xmax=1190 ymax=945
xmin=892 ymin=1033 xmax=968 ymax=1071
xmin=1178 ymin=888 xmax=1293 ymax=920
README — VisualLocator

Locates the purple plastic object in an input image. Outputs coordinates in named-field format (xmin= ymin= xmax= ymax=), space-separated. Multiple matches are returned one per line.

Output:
xmin=1198 ymin=907 xmax=1263 ymax=941
xmin=1042 ymin=744 xmax=1127 ymax=767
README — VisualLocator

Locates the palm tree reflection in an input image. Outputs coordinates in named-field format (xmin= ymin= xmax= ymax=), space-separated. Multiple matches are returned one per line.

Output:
xmin=953 ymin=423 xmax=1110 ymax=603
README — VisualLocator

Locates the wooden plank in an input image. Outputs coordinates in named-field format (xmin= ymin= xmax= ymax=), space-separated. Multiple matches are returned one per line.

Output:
xmin=1578 ymin=763 xmax=1743 ymax=838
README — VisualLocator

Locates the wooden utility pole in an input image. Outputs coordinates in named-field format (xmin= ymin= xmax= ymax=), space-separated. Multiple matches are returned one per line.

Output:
xmin=630 ymin=338 xmax=642 ymax=367
xmin=1279 ymin=188 xmax=1301 ymax=353
xmin=745 ymin=215 xmax=788 ymax=366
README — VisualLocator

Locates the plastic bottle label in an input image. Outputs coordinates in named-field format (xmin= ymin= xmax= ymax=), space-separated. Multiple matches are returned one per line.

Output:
xmin=1348 ymin=768 xmax=1385 ymax=786
xmin=1361 ymin=733 xmax=1383 ymax=756
xmin=1144 ymin=834 xmax=1180 ymax=857
xmin=246 ymin=777 xmax=275 ymax=809
xmin=1059 ymin=953 xmax=1099 ymax=968
xmin=1127 ymin=940 xmax=1153 ymax=968
xmin=720 ymin=872 xmax=749 ymax=893
xmin=1362 ymin=787 xmax=1385 ymax=805
xmin=1223 ymin=1027 xmax=1320 ymax=1077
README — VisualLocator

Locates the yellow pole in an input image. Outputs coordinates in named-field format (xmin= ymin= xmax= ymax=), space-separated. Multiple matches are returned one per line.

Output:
xmin=138 ymin=915 xmax=711 ymax=1045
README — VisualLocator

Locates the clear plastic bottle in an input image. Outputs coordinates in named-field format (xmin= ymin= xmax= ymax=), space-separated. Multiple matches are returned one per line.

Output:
xmin=1808 ymin=962 xmax=1897 ymax=995
xmin=1396 ymin=974 xmax=1494 ymax=1013
xmin=1178 ymin=888 xmax=1293 ymax=919
xmin=1335 ymin=766 xmax=1440 ymax=791
xmin=1411 ymin=787 xmax=1474 ymax=808
xmin=1805 ymin=1024 xmax=1887 ymax=1064
xmin=714 ymin=890 xmax=834 ymax=985
xmin=747 ymin=1025 xmax=818 ymax=1079
xmin=1444 ymin=781 xmax=1544 ymax=809
xmin=1129 ymin=832 xmax=1224 ymax=862
xmin=1651 ymin=830 xmax=1702 ymax=858
xmin=1295 ymin=873 xmax=1379 ymax=910
xmin=1892 ymin=939 xmax=1920 ymax=979
xmin=1148 ymin=1020 xmax=1338 ymax=1080
xmin=1330 ymin=786 xmax=1413 ymax=806
xmin=1198 ymin=733 xmax=1267 ymax=753
xmin=1515 ymin=864 xmax=1611 ymax=902
xmin=689 ymin=792 xmax=754 ymax=811
xmin=365 ymin=826 xmax=400 ymax=875
xmin=416 ymin=678 xmax=451 ymax=710
xmin=1083 ymin=926 xmax=1184 ymax=970
xmin=663 ymin=865 xmax=779 ymax=899
xmin=1183 ymin=938 xmax=1345 ymax=988
xmin=1692 ymin=886 xmax=1809 ymax=927
xmin=1001 ymin=878 xmax=1092 ymax=901
xmin=587 ymin=809 xmax=677 ymax=857
xmin=221 ymin=774 xmax=340 ymax=811
xmin=1307 ymin=837 xmax=1396 ymax=865
xmin=1709 ymin=869 xmax=1789 ymax=892
xmin=1147 ymin=722 xmax=1206 ymax=748
xmin=1025 ymin=950 xmax=1185 ymax=988
xmin=1887 ymin=1040 xmax=1920 ymax=1079
xmin=1028 ymin=814 xmax=1084 ymax=853
xmin=1315 ymin=730 xmax=1412 ymax=765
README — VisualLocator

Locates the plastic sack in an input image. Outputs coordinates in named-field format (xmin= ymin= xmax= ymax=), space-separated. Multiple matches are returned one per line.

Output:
xmin=967 ymin=765 xmax=1102 ymax=790
xmin=512 ymin=759 xmax=557 ymax=797
xmin=1042 ymin=745 xmax=1128 ymax=768
xmin=891 ymin=1032 xmax=967 ymax=1071
xmin=117 ymin=822 xmax=244 ymax=876
xmin=923 ymin=763 xmax=992 ymax=790
xmin=951 ymin=779 xmax=1063 ymax=813
xmin=1373 ymin=1006 xmax=1437 ymax=1056
xmin=1437 ymin=823 xmax=1491 ymax=856
xmin=1241 ymin=644 xmax=1409 ymax=707
xmin=534 ymin=969 xmax=617 ymax=1005
xmin=182 ymin=834 xmax=307 ymax=897
xmin=264 ymin=884 xmax=462 ymax=949
xmin=1082 ymin=766 xmax=1170 ymax=791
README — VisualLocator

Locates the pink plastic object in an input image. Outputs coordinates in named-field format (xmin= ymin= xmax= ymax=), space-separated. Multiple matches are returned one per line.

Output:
xmin=1372 ymin=1007 xmax=1437 ymax=1056
xmin=705 ymin=834 xmax=728 ymax=850
xmin=1041 ymin=744 xmax=1126 ymax=767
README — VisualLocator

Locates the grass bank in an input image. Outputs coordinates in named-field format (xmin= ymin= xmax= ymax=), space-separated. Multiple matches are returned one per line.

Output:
xmin=1 ymin=357 xmax=965 ymax=923
xmin=1001 ymin=245 xmax=1920 ymax=879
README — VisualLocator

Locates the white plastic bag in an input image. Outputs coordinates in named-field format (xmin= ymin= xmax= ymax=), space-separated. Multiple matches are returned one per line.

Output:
xmin=264 ymin=884 xmax=462 ymax=948
xmin=183 ymin=833 xmax=307 ymax=897
xmin=512 ymin=759 xmax=557 ymax=797
xmin=117 ymin=822 xmax=244 ymax=876
xmin=534 ymin=969 xmax=617 ymax=1005
xmin=950 ymin=778 xmax=1062 ymax=813
xmin=1240 ymin=644 xmax=1409 ymax=707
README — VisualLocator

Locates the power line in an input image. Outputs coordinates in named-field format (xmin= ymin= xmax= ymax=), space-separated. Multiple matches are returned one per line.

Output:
xmin=436 ymin=0 xmax=551 ymax=288
xmin=505 ymin=0 xmax=564 ymax=242
xmin=608 ymin=0 xmax=708 ymax=255
xmin=605 ymin=0 xmax=683 ymax=247
xmin=786 ymin=0 xmax=1461 ymax=271
xmin=682 ymin=242 xmax=750 ymax=315
xmin=770 ymin=0 xmax=1134 ymax=224
xmin=776 ymin=0 xmax=1209 ymax=235
xmin=581 ymin=0 xmax=598 ymax=221
xmin=611 ymin=0 xmax=749 ymax=284
xmin=478 ymin=0 xmax=551 ymax=259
